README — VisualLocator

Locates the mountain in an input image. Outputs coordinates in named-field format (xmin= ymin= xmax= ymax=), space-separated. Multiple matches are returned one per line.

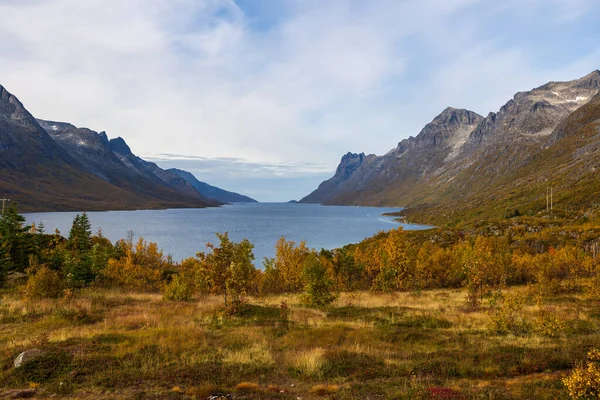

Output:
xmin=301 ymin=70 xmax=600 ymax=225
xmin=0 ymin=84 xmax=217 ymax=212
xmin=168 ymin=168 xmax=257 ymax=203
xmin=36 ymin=119 xmax=220 ymax=207
xmin=301 ymin=107 xmax=483 ymax=205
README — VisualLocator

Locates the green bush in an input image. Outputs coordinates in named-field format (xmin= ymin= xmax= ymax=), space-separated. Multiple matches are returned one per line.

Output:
xmin=302 ymin=253 xmax=337 ymax=306
xmin=163 ymin=274 xmax=194 ymax=301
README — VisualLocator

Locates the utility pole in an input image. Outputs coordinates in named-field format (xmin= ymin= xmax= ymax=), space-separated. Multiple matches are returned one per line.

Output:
xmin=0 ymin=198 xmax=9 ymax=214
xmin=551 ymin=187 xmax=553 ymax=211
xmin=546 ymin=188 xmax=549 ymax=213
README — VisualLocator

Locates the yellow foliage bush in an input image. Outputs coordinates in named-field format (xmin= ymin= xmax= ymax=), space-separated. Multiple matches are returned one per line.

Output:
xmin=22 ymin=265 xmax=64 ymax=299
xmin=102 ymin=238 xmax=168 ymax=291
xmin=486 ymin=291 xmax=530 ymax=335
xmin=563 ymin=349 xmax=600 ymax=399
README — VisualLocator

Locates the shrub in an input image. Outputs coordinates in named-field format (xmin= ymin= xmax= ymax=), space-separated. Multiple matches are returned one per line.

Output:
xmin=486 ymin=291 xmax=530 ymax=335
xmin=532 ymin=295 xmax=567 ymax=337
xmin=163 ymin=274 xmax=194 ymax=301
xmin=22 ymin=266 xmax=64 ymax=299
xmin=563 ymin=349 xmax=600 ymax=399
xmin=235 ymin=382 xmax=262 ymax=392
xmin=302 ymin=253 xmax=337 ymax=306
xmin=102 ymin=238 xmax=168 ymax=291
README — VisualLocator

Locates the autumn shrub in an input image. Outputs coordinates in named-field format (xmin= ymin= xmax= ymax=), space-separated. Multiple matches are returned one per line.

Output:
xmin=196 ymin=233 xmax=256 ymax=310
xmin=102 ymin=238 xmax=168 ymax=291
xmin=163 ymin=274 xmax=195 ymax=301
xmin=274 ymin=237 xmax=310 ymax=292
xmin=531 ymin=294 xmax=567 ymax=337
xmin=486 ymin=291 xmax=530 ymax=335
xmin=22 ymin=265 xmax=64 ymax=299
xmin=415 ymin=243 xmax=461 ymax=289
xmin=563 ymin=349 xmax=600 ymax=399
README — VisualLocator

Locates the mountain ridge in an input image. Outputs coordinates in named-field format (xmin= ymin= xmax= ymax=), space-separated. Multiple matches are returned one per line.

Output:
xmin=301 ymin=70 xmax=600 ymax=225
xmin=0 ymin=84 xmax=243 ymax=211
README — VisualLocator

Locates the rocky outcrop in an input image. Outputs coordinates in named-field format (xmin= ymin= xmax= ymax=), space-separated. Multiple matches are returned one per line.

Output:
xmin=300 ymin=152 xmax=375 ymax=204
xmin=13 ymin=349 xmax=44 ymax=368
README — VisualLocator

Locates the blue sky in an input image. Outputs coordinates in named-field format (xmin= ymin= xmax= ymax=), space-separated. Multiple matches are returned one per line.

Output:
xmin=1 ymin=0 xmax=599 ymax=201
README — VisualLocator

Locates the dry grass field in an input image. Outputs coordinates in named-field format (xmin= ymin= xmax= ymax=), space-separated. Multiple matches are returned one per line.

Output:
xmin=1 ymin=283 xmax=598 ymax=399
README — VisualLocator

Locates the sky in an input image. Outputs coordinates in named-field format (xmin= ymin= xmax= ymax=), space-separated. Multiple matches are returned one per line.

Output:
xmin=1 ymin=0 xmax=599 ymax=201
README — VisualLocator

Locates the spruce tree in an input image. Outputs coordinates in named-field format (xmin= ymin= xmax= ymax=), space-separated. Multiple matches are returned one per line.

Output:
xmin=68 ymin=213 xmax=92 ymax=252
xmin=0 ymin=203 xmax=31 ymax=271
xmin=0 ymin=239 xmax=10 ymax=286
xmin=66 ymin=213 xmax=94 ymax=286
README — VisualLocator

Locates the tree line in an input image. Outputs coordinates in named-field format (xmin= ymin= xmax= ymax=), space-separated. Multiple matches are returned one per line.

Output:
xmin=2 ymin=204 xmax=599 ymax=311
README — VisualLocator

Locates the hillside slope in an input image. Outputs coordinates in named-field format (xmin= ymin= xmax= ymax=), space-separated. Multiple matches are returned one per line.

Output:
xmin=0 ymin=85 xmax=216 ymax=212
xmin=168 ymin=168 xmax=257 ymax=203
xmin=301 ymin=71 xmax=600 ymax=225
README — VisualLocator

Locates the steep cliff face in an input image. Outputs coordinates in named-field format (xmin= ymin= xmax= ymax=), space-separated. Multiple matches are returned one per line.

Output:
xmin=303 ymin=70 xmax=600 ymax=213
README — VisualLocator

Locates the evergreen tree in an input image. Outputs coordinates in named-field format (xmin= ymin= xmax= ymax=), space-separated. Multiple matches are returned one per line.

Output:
xmin=0 ymin=203 xmax=31 ymax=271
xmin=68 ymin=213 xmax=92 ymax=252
xmin=0 ymin=240 xmax=10 ymax=286
xmin=65 ymin=213 xmax=95 ymax=286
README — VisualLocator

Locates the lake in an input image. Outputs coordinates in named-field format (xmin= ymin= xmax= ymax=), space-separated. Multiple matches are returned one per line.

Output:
xmin=24 ymin=203 xmax=431 ymax=264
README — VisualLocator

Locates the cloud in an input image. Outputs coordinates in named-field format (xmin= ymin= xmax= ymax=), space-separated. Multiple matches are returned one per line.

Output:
xmin=0 ymin=0 xmax=599 ymax=200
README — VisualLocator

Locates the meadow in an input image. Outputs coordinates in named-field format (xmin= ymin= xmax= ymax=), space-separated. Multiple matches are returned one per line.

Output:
xmin=1 ymin=282 xmax=599 ymax=399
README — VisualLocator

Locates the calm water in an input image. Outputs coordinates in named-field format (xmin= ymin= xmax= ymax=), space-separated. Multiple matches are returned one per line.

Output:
xmin=24 ymin=203 xmax=431 ymax=264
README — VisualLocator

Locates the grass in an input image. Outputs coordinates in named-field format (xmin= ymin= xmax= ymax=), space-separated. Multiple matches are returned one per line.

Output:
xmin=1 ymin=285 xmax=598 ymax=398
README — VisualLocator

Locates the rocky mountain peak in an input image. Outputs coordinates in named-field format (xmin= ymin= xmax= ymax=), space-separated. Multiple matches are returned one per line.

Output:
xmin=0 ymin=85 xmax=41 ymax=129
xmin=98 ymin=131 xmax=109 ymax=146
xmin=464 ymin=71 xmax=600 ymax=151
xmin=109 ymin=137 xmax=133 ymax=156
xmin=435 ymin=107 xmax=482 ymax=127
xmin=336 ymin=152 xmax=369 ymax=178
xmin=394 ymin=108 xmax=483 ymax=159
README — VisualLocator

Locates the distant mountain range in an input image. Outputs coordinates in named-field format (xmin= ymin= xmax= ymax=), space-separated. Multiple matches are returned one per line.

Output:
xmin=0 ymin=85 xmax=256 ymax=212
xmin=168 ymin=168 xmax=256 ymax=203
xmin=301 ymin=70 xmax=600 ymax=225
